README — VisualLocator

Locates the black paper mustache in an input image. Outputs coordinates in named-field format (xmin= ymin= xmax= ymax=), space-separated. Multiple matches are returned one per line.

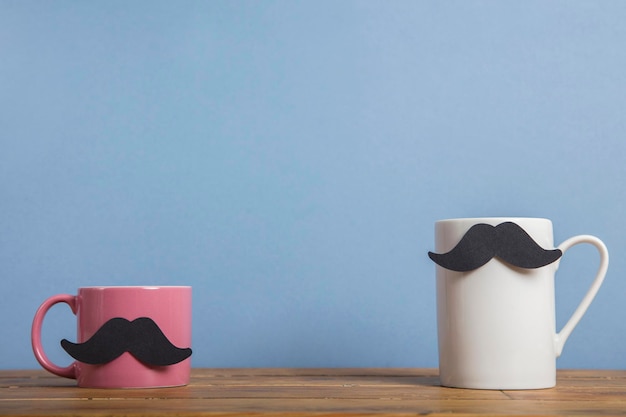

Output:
xmin=428 ymin=222 xmax=562 ymax=272
xmin=61 ymin=317 xmax=192 ymax=366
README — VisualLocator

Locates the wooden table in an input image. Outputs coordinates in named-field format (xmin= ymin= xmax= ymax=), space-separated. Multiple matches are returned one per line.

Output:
xmin=1 ymin=368 xmax=625 ymax=416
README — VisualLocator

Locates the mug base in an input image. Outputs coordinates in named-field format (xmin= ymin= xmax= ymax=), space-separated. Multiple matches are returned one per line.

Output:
xmin=76 ymin=382 xmax=189 ymax=389
xmin=439 ymin=379 xmax=556 ymax=390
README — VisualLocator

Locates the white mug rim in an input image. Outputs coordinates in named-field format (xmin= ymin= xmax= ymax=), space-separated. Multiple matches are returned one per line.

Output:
xmin=435 ymin=217 xmax=552 ymax=224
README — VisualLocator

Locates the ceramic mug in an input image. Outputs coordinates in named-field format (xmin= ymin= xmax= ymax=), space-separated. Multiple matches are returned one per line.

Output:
xmin=32 ymin=286 xmax=192 ymax=388
xmin=429 ymin=218 xmax=608 ymax=390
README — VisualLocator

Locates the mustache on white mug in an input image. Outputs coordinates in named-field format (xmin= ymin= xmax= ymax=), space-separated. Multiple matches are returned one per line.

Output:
xmin=428 ymin=221 xmax=562 ymax=272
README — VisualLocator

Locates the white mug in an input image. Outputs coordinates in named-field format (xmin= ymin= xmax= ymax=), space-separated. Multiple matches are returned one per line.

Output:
xmin=430 ymin=217 xmax=608 ymax=389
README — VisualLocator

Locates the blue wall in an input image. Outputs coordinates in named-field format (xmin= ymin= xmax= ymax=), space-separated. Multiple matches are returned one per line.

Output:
xmin=2 ymin=1 xmax=625 ymax=370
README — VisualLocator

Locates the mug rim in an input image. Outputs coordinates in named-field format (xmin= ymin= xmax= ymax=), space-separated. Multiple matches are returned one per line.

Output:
xmin=79 ymin=285 xmax=191 ymax=290
xmin=435 ymin=217 xmax=552 ymax=224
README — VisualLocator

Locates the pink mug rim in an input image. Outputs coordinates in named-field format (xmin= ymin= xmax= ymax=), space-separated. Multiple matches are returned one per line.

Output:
xmin=78 ymin=285 xmax=191 ymax=289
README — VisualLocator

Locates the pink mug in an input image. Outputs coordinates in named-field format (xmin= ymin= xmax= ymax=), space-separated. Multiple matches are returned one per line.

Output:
xmin=31 ymin=286 xmax=192 ymax=388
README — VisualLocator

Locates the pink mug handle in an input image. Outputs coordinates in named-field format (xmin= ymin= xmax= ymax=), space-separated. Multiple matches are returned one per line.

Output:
xmin=31 ymin=294 xmax=78 ymax=379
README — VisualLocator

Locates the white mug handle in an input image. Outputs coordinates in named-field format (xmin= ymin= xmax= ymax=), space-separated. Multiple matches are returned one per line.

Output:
xmin=554 ymin=235 xmax=609 ymax=357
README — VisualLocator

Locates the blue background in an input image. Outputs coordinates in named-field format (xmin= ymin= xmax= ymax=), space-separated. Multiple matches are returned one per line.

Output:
xmin=1 ymin=1 xmax=625 ymax=370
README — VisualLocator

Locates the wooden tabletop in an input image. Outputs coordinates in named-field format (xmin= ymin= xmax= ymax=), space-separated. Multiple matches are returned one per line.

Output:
xmin=1 ymin=368 xmax=625 ymax=416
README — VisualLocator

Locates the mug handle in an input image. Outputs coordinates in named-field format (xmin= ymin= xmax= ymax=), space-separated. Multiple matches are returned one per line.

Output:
xmin=31 ymin=294 xmax=78 ymax=379
xmin=554 ymin=235 xmax=609 ymax=357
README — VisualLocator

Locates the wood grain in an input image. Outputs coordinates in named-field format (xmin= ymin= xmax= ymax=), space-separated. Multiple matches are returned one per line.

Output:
xmin=0 ymin=368 xmax=625 ymax=416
